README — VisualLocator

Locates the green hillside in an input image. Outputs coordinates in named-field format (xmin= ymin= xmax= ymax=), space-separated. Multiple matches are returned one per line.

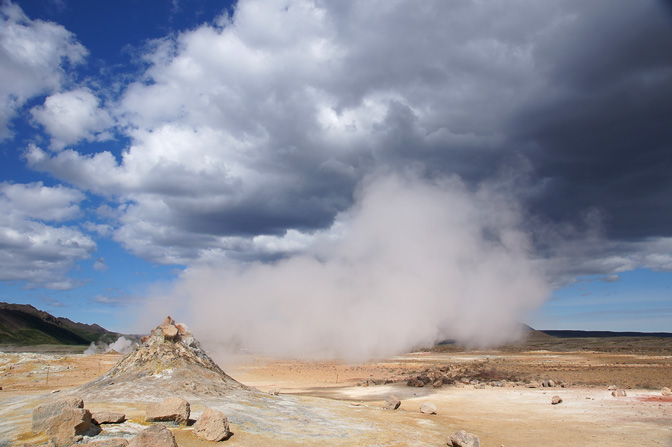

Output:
xmin=0 ymin=302 xmax=117 ymax=346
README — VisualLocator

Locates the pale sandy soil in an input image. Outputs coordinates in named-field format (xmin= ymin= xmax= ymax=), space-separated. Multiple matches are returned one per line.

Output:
xmin=1 ymin=349 xmax=671 ymax=446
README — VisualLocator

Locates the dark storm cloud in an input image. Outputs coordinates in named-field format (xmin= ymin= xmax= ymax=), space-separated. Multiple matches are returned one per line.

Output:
xmin=508 ymin=0 xmax=672 ymax=241
xmin=14 ymin=0 xmax=672 ymax=279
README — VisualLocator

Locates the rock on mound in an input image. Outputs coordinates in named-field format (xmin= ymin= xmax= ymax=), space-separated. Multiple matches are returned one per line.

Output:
xmin=77 ymin=317 xmax=249 ymax=401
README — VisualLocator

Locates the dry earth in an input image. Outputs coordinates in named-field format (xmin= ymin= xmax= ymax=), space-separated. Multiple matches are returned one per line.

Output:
xmin=1 ymin=340 xmax=671 ymax=446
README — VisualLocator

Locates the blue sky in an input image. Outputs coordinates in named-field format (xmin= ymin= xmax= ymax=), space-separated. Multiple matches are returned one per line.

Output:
xmin=0 ymin=0 xmax=671 ymax=343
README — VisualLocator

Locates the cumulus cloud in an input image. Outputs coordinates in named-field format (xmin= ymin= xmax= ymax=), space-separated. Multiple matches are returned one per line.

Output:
xmin=18 ymin=0 xmax=672 ymax=306
xmin=0 ymin=2 xmax=86 ymax=140
xmin=146 ymin=174 xmax=549 ymax=360
xmin=30 ymin=88 xmax=113 ymax=150
xmin=0 ymin=182 xmax=95 ymax=289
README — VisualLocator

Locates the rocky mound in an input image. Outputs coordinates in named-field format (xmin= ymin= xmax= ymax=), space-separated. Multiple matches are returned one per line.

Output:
xmin=77 ymin=317 xmax=249 ymax=401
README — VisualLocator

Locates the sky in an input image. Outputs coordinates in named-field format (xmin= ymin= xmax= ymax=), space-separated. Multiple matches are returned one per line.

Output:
xmin=1 ymin=0 xmax=671 ymax=349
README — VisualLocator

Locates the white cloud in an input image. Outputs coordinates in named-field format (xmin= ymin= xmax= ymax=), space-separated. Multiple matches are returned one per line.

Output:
xmin=31 ymin=88 xmax=113 ymax=150
xmin=0 ymin=181 xmax=95 ymax=289
xmin=93 ymin=257 xmax=108 ymax=271
xmin=0 ymin=181 xmax=84 ymax=221
xmin=23 ymin=0 xmax=672 ymax=288
xmin=0 ymin=2 xmax=86 ymax=140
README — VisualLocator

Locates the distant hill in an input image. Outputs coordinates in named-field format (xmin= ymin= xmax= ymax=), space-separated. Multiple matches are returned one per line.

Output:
xmin=541 ymin=329 xmax=672 ymax=338
xmin=0 ymin=302 xmax=120 ymax=346
xmin=519 ymin=323 xmax=556 ymax=341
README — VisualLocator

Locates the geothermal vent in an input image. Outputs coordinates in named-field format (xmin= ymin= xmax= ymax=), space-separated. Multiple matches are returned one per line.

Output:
xmin=77 ymin=317 xmax=249 ymax=401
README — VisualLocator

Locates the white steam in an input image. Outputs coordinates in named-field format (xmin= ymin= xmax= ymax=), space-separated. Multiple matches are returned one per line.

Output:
xmin=160 ymin=174 xmax=549 ymax=361
xmin=83 ymin=336 xmax=136 ymax=355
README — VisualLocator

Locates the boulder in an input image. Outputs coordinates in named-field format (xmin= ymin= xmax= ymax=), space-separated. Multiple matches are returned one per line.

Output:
xmin=611 ymin=390 xmax=627 ymax=397
xmin=175 ymin=323 xmax=191 ymax=336
xmin=78 ymin=438 xmax=129 ymax=447
xmin=542 ymin=380 xmax=555 ymax=387
xmin=433 ymin=380 xmax=443 ymax=388
xmin=418 ymin=375 xmax=431 ymax=385
xmin=383 ymin=395 xmax=401 ymax=410
xmin=661 ymin=387 xmax=672 ymax=396
xmin=161 ymin=316 xmax=176 ymax=327
xmin=32 ymin=396 xmax=84 ymax=433
xmin=92 ymin=411 xmax=126 ymax=424
xmin=162 ymin=325 xmax=179 ymax=340
xmin=193 ymin=407 xmax=230 ymax=442
xmin=551 ymin=396 xmax=562 ymax=405
xmin=45 ymin=407 xmax=92 ymax=447
xmin=420 ymin=402 xmax=437 ymax=414
xmin=128 ymin=425 xmax=177 ymax=447
xmin=607 ymin=385 xmax=617 ymax=391
xmin=145 ymin=397 xmax=190 ymax=424
xmin=406 ymin=379 xmax=424 ymax=387
xmin=448 ymin=430 xmax=480 ymax=447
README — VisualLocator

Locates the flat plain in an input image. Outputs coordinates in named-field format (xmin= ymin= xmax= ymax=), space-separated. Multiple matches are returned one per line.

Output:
xmin=1 ymin=335 xmax=671 ymax=446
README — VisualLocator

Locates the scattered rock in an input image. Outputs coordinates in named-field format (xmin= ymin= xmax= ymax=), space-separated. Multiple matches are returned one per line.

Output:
xmin=32 ymin=396 xmax=84 ymax=433
xmin=128 ymin=425 xmax=177 ymax=447
xmin=542 ymin=380 xmax=555 ymax=388
xmin=162 ymin=316 xmax=176 ymax=327
xmin=448 ymin=430 xmax=480 ymax=447
xmin=175 ymin=323 xmax=190 ymax=336
xmin=611 ymin=390 xmax=627 ymax=397
xmin=92 ymin=411 xmax=126 ymax=424
xmin=162 ymin=325 xmax=179 ymax=340
xmin=45 ymin=407 xmax=92 ymax=447
xmin=418 ymin=375 xmax=431 ymax=385
xmin=145 ymin=397 xmax=190 ymax=424
xmin=193 ymin=407 xmax=230 ymax=442
xmin=661 ymin=387 xmax=672 ymax=396
xmin=433 ymin=380 xmax=443 ymax=388
xmin=383 ymin=395 xmax=401 ymax=410
xmin=420 ymin=402 xmax=437 ymax=414
xmin=551 ymin=396 xmax=562 ymax=405
xmin=79 ymin=438 xmax=129 ymax=447
xmin=407 ymin=378 xmax=424 ymax=387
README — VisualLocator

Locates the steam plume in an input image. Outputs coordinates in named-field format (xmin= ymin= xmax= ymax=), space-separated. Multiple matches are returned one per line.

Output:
xmin=156 ymin=174 xmax=548 ymax=361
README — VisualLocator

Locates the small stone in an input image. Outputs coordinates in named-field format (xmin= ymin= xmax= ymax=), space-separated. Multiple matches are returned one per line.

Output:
xmin=420 ymin=402 xmax=437 ymax=414
xmin=611 ymin=390 xmax=627 ymax=397
xmin=383 ymin=395 xmax=401 ymax=410
xmin=661 ymin=387 xmax=672 ymax=396
xmin=551 ymin=396 xmax=562 ymax=405
xmin=175 ymin=323 xmax=191 ymax=336
xmin=162 ymin=325 xmax=178 ymax=340
xmin=193 ymin=407 xmax=230 ymax=442
xmin=161 ymin=316 xmax=176 ymax=327
xmin=448 ymin=430 xmax=480 ymax=447
xmin=608 ymin=385 xmax=617 ymax=391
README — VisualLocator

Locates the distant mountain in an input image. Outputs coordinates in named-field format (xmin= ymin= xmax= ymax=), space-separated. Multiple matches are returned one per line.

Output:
xmin=0 ymin=302 xmax=120 ymax=346
xmin=541 ymin=329 xmax=672 ymax=338
xmin=520 ymin=323 xmax=557 ymax=341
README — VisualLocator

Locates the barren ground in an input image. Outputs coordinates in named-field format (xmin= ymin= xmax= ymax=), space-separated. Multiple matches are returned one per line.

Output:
xmin=1 ymin=338 xmax=671 ymax=446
